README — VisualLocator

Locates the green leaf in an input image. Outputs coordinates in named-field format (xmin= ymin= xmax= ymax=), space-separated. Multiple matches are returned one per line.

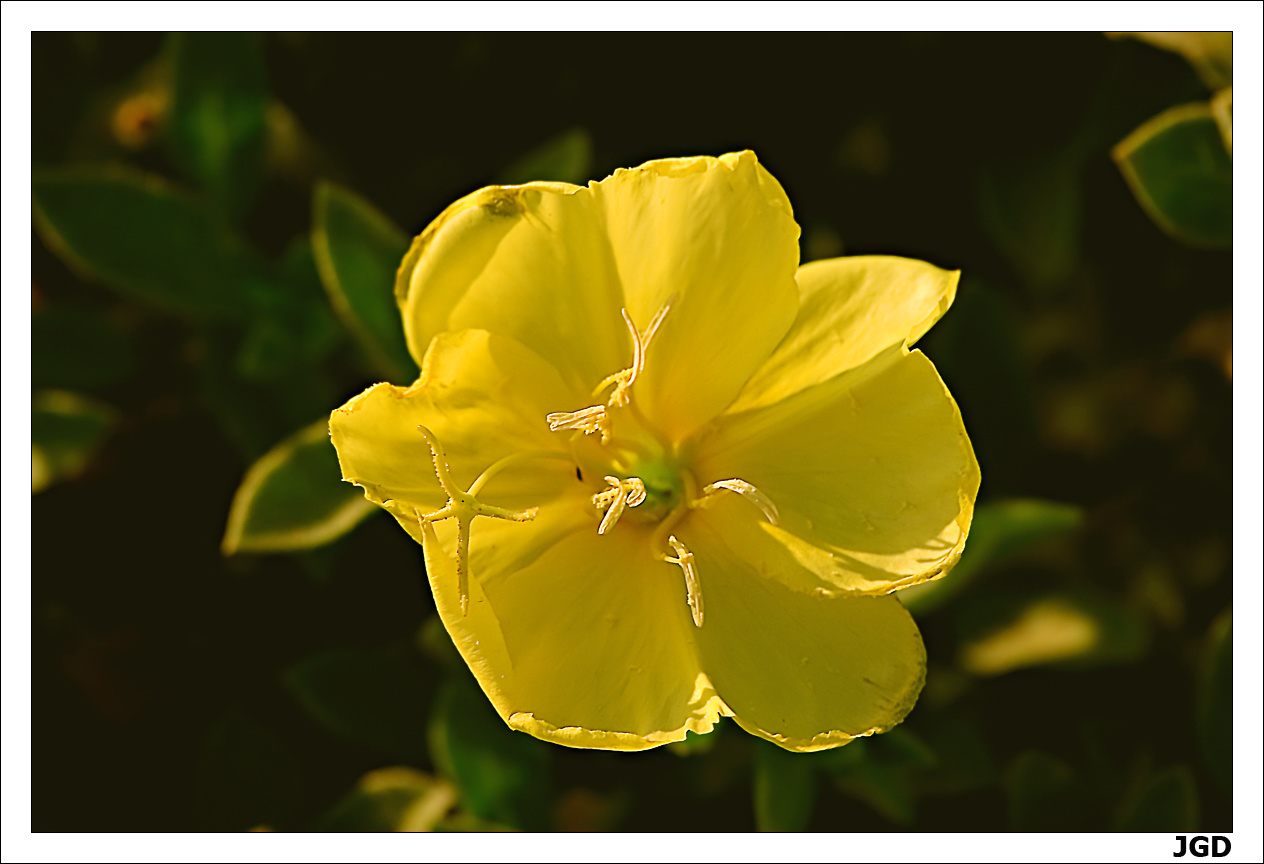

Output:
xmin=1114 ymin=102 xmax=1232 ymax=247
xmin=33 ymin=167 xmax=266 ymax=318
xmin=31 ymin=390 xmax=117 ymax=493
xmin=1113 ymin=764 xmax=1200 ymax=832
xmin=900 ymin=498 xmax=1082 ymax=613
xmin=498 ymin=127 xmax=593 ymax=185
xmin=822 ymin=730 xmax=933 ymax=827
xmin=284 ymin=643 xmax=432 ymax=761
xmin=221 ymin=418 xmax=374 ymax=554
xmin=314 ymin=767 xmax=457 ymax=832
xmin=312 ymin=182 xmax=415 ymax=382
xmin=753 ymin=739 xmax=817 ymax=831
xmin=428 ymin=674 xmax=550 ymax=830
xmin=1004 ymin=751 xmax=1085 ymax=831
xmin=166 ymin=32 xmax=269 ymax=219
xmin=1197 ymin=611 xmax=1232 ymax=792
xmin=196 ymin=708 xmax=303 ymax=830
xmin=32 ymin=303 xmax=134 ymax=391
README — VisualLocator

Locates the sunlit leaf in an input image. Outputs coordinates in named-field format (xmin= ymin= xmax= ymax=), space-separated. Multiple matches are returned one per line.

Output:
xmin=752 ymin=739 xmax=817 ymax=831
xmin=958 ymin=590 xmax=1147 ymax=676
xmin=1114 ymin=102 xmax=1231 ymax=248
xmin=428 ymin=673 xmax=550 ymax=830
xmin=315 ymin=767 xmax=457 ymax=832
xmin=33 ymin=167 xmax=266 ymax=318
xmin=196 ymin=708 xmax=303 ymax=830
xmin=166 ymin=32 xmax=269 ymax=219
xmin=900 ymin=498 xmax=1082 ymax=613
xmin=32 ymin=390 xmax=117 ymax=493
xmin=1004 ymin=750 xmax=1084 ymax=831
xmin=312 ymin=182 xmax=414 ymax=382
xmin=222 ymin=418 xmax=374 ymax=554
xmin=1196 ymin=611 xmax=1231 ymax=793
xmin=284 ymin=643 xmax=432 ymax=760
xmin=1113 ymin=764 xmax=1200 ymax=832
xmin=498 ymin=127 xmax=593 ymax=185
xmin=1109 ymin=32 xmax=1232 ymax=90
xmin=1210 ymin=86 xmax=1232 ymax=155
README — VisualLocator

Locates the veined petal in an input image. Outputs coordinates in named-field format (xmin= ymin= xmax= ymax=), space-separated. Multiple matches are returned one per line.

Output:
xmin=422 ymin=501 xmax=726 ymax=751
xmin=692 ymin=346 xmax=979 ymax=596
xmin=397 ymin=183 xmax=628 ymax=397
xmin=686 ymin=516 xmax=927 ymax=751
xmin=730 ymin=256 xmax=959 ymax=413
xmin=330 ymin=329 xmax=579 ymax=512
xmin=591 ymin=151 xmax=800 ymax=442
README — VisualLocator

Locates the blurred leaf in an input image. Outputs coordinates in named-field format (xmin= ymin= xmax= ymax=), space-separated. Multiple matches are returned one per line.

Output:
xmin=668 ymin=720 xmax=724 ymax=757
xmin=1110 ymin=32 xmax=1232 ymax=89
xmin=753 ymin=740 xmax=817 ymax=831
xmin=958 ymin=590 xmax=1147 ymax=676
xmin=284 ymin=643 xmax=432 ymax=761
xmin=915 ymin=712 xmax=998 ymax=794
xmin=901 ymin=498 xmax=1082 ymax=613
xmin=1004 ymin=751 xmax=1085 ymax=831
xmin=417 ymin=615 xmax=463 ymax=672
xmin=979 ymin=150 xmax=1082 ymax=290
xmin=196 ymin=708 xmax=303 ymax=830
xmin=312 ymin=182 xmax=415 ymax=382
xmin=315 ymin=767 xmax=457 ymax=832
xmin=1196 ymin=611 xmax=1231 ymax=792
xmin=1210 ymin=86 xmax=1232 ymax=155
xmin=31 ymin=390 xmax=117 ymax=493
xmin=1113 ymin=764 xmax=1200 ymax=832
xmin=33 ymin=167 xmax=266 ymax=318
xmin=166 ymin=32 xmax=268 ymax=219
xmin=498 ymin=127 xmax=593 ymax=185
xmin=824 ymin=729 xmax=936 ymax=827
xmin=1114 ymin=102 xmax=1231 ymax=248
xmin=222 ymin=418 xmax=374 ymax=554
xmin=32 ymin=303 xmax=134 ymax=391
xmin=428 ymin=674 xmax=550 ymax=830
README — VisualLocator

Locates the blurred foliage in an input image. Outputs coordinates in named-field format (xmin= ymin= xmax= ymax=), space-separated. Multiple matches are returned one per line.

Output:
xmin=31 ymin=33 xmax=1232 ymax=832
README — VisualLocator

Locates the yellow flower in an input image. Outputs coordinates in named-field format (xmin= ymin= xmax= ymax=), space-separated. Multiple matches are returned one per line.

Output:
xmin=330 ymin=151 xmax=980 ymax=752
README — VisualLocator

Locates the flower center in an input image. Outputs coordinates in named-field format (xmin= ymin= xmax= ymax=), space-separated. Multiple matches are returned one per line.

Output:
xmin=544 ymin=305 xmax=779 ymax=628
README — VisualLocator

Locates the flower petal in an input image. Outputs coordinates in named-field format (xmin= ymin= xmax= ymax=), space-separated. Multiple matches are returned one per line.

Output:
xmin=396 ymin=152 xmax=801 ymax=441
xmin=692 ymin=346 xmax=979 ymax=595
xmin=730 ymin=256 xmax=959 ymax=414
xmin=592 ymin=151 xmax=800 ymax=442
xmin=396 ymin=183 xmax=629 ymax=397
xmin=421 ymin=506 xmax=726 ymax=751
xmin=330 ymin=329 xmax=579 ymax=512
xmin=686 ymin=515 xmax=926 ymax=751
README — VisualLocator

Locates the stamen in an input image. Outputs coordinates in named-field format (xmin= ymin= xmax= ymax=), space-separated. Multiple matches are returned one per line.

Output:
xmin=666 ymin=535 xmax=703 ymax=627
xmin=594 ymin=476 xmax=646 ymax=535
xmin=698 ymin=478 xmax=780 ymax=525
xmin=592 ymin=302 xmax=673 ymax=407
xmin=415 ymin=425 xmax=538 ymax=616
xmin=546 ymin=405 xmax=611 ymax=443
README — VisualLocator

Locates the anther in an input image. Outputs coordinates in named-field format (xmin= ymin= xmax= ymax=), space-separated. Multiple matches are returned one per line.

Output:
xmin=698 ymin=478 xmax=780 ymax=525
xmin=546 ymin=405 xmax=611 ymax=443
xmin=593 ymin=476 xmax=647 ymax=535
xmin=666 ymin=535 xmax=703 ymax=627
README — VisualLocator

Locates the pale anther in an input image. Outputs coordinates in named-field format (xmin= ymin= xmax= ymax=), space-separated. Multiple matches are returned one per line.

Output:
xmin=666 ymin=534 xmax=703 ymax=627
xmin=546 ymin=405 xmax=611 ymax=443
xmin=593 ymin=476 xmax=646 ymax=535
xmin=698 ymin=478 xmax=780 ymax=526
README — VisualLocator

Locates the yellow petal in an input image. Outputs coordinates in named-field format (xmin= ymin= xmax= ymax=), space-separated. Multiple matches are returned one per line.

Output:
xmin=423 ymin=505 xmax=726 ymax=751
xmin=330 ymin=329 xmax=579 ymax=512
xmin=590 ymin=151 xmax=801 ymax=442
xmin=730 ymin=256 xmax=959 ymax=413
xmin=397 ymin=183 xmax=628 ymax=396
xmin=686 ymin=515 xmax=926 ymax=751
xmin=692 ymin=346 xmax=979 ymax=596
xmin=396 ymin=152 xmax=801 ymax=441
